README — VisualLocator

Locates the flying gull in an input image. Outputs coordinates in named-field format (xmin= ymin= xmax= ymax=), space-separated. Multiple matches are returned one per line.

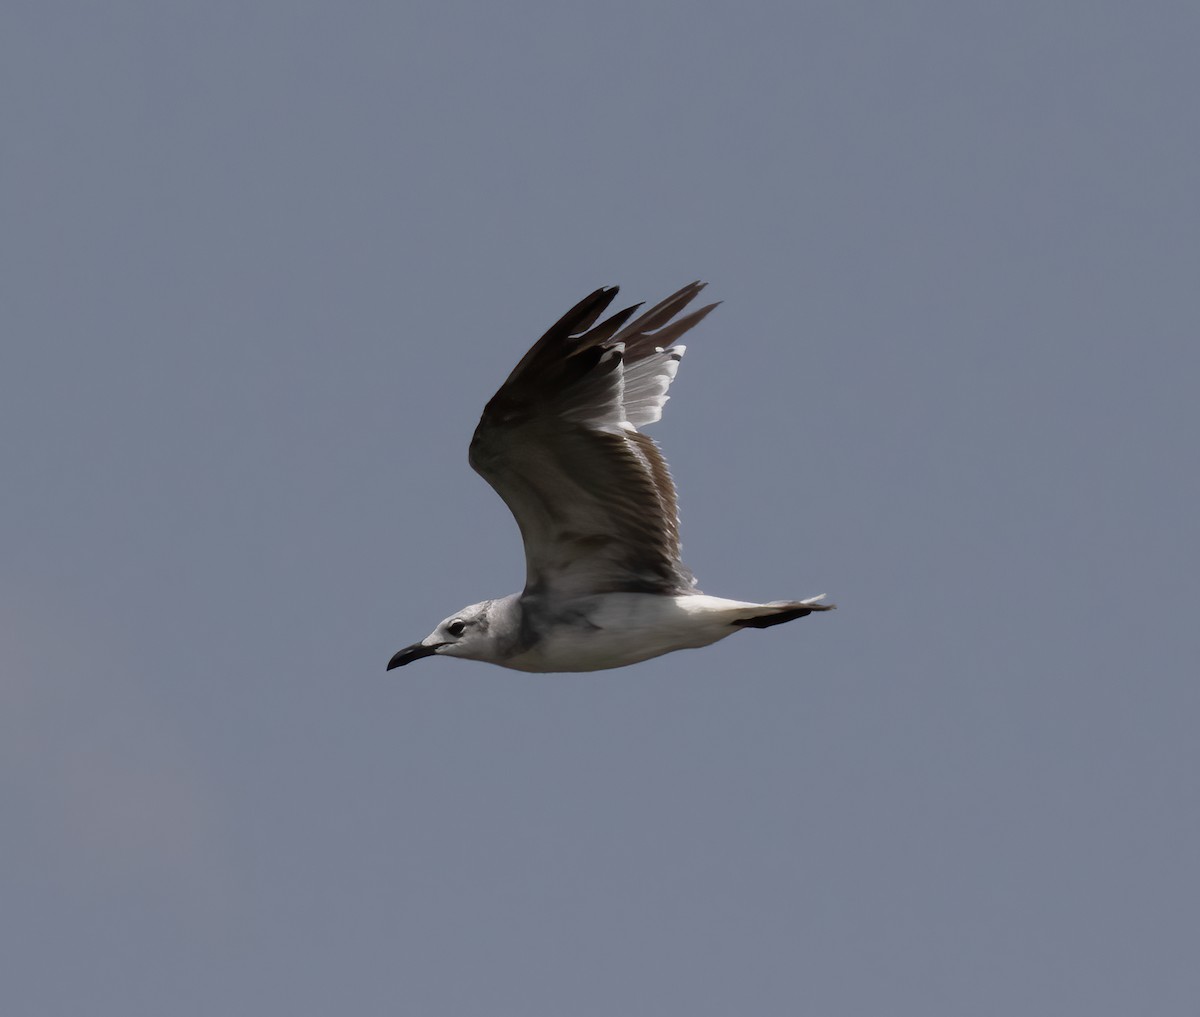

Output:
xmin=388 ymin=282 xmax=833 ymax=672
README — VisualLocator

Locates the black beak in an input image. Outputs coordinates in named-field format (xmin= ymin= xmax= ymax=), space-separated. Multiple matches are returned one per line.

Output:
xmin=386 ymin=642 xmax=443 ymax=670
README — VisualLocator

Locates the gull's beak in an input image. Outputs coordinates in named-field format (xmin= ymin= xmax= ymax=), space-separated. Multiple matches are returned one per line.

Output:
xmin=386 ymin=642 xmax=444 ymax=670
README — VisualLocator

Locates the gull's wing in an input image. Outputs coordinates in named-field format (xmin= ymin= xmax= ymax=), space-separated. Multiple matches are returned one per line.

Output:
xmin=469 ymin=282 xmax=719 ymax=598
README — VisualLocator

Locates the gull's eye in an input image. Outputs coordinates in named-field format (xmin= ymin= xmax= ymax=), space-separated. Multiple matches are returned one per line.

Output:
xmin=446 ymin=619 xmax=466 ymax=637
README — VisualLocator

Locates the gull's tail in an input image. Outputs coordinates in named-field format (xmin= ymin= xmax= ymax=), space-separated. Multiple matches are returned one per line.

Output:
xmin=730 ymin=595 xmax=835 ymax=629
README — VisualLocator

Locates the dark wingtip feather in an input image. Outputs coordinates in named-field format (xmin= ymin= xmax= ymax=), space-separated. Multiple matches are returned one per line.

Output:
xmin=613 ymin=281 xmax=711 ymax=348
xmin=498 ymin=286 xmax=621 ymax=390
xmin=577 ymin=301 xmax=644 ymax=348
xmin=615 ymin=295 xmax=720 ymax=359
xmin=556 ymin=286 xmax=621 ymax=338
xmin=644 ymin=301 xmax=721 ymax=348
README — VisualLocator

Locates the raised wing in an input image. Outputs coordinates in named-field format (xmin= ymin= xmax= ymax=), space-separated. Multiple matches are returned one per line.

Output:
xmin=468 ymin=282 xmax=719 ymax=598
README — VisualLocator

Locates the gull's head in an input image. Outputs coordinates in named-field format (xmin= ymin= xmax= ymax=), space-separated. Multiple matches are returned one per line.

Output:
xmin=386 ymin=600 xmax=497 ymax=670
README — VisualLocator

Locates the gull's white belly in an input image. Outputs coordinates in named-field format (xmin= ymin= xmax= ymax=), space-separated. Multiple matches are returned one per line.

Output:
xmin=501 ymin=593 xmax=766 ymax=673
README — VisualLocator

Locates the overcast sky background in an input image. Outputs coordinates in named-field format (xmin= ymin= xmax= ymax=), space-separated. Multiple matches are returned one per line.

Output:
xmin=4 ymin=2 xmax=1198 ymax=1014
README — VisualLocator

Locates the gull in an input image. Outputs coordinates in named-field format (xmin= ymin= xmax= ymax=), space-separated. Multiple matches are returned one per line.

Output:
xmin=387 ymin=282 xmax=833 ymax=673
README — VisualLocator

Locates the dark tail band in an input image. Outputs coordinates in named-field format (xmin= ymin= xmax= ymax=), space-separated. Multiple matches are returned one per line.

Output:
xmin=731 ymin=600 xmax=835 ymax=629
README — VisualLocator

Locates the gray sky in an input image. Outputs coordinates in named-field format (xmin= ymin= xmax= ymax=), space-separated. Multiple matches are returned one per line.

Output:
xmin=4 ymin=2 xmax=1198 ymax=1014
